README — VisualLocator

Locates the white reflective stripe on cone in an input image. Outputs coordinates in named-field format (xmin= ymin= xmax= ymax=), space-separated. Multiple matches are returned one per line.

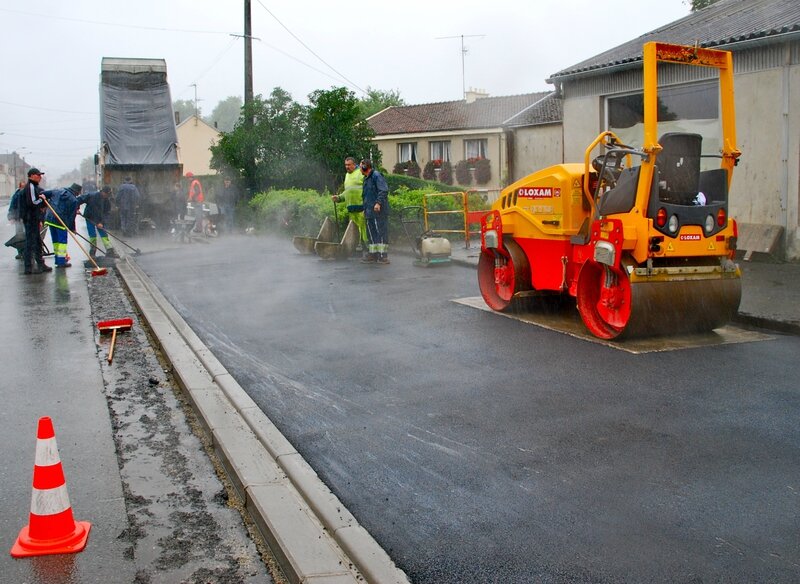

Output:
xmin=34 ymin=437 xmax=61 ymax=467
xmin=31 ymin=485 xmax=71 ymax=516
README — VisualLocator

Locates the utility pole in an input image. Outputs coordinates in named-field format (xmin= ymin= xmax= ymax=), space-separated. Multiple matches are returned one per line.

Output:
xmin=436 ymin=34 xmax=485 ymax=99
xmin=244 ymin=0 xmax=253 ymax=112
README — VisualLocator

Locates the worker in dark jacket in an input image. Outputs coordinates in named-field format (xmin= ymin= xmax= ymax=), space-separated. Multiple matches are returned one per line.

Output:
xmin=77 ymin=185 xmax=117 ymax=257
xmin=43 ymin=182 xmax=82 ymax=267
xmin=217 ymin=177 xmax=239 ymax=234
xmin=116 ymin=176 xmax=141 ymax=236
xmin=19 ymin=168 xmax=52 ymax=274
xmin=360 ymin=159 xmax=390 ymax=264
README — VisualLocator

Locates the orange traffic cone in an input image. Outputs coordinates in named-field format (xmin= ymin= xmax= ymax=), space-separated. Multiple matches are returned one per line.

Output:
xmin=10 ymin=417 xmax=91 ymax=558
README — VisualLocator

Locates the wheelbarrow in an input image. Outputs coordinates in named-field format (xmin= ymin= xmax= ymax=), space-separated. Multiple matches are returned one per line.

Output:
xmin=314 ymin=220 xmax=359 ymax=260
xmin=292 ymin=216 xmax=337 ymax=254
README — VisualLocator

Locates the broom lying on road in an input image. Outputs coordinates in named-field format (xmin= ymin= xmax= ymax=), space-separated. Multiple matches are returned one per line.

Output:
xmin=97 ymin=318 xmax=133 ymax=364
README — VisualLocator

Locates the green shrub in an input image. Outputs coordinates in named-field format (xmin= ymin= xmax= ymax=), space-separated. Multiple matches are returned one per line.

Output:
xmin=247 ymin=189 xmax=335 ymax=236
xmin=244 ymin=180 xmax=490 ymax=245
xmin=385 ymin=173 xmax=452 ymax=194
xmin=438 ymin=161 xmax=453 ymax=185
xmin=422 ymin=160 xmax=436 ymax=181
xmin=474 ymin=158 xmax=491 ymax=185
xmin=391 ymin=160 xmax=421 ymax=178
xmin=454 ymin=160 xmax=471 ymax=185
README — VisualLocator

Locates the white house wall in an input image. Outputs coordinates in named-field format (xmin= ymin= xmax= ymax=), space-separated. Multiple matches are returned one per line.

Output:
xmin=176 ymin=117 xmax=220 ymax=176
xmin=562 ymin=96 xmax=602 ymax=163
xmin=510 ymin=124 xmax=563 ymax=182
xmin=731 ymin=68 xmax=788 ymax=225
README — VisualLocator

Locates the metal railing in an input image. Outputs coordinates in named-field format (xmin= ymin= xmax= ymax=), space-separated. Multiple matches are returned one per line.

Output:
xmin=421 ymin=191 xmax=492 ymax=248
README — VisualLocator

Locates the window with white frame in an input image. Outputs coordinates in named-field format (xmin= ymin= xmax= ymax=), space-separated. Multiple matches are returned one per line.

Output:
xmin=464 ymin=139 xmax=488 ymax=162
xmin=429 ymin=141 xmax=451 ymax=164
xmin=398 ymin=142 xmax=417 ymax=163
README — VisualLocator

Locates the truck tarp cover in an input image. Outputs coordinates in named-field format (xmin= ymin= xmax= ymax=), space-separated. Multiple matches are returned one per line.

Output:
xmin=101 ymin=69 xmax=179 ymax=165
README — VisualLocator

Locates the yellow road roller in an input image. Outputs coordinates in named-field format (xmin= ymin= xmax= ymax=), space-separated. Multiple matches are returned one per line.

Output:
xmin=478 ymin=42 xmax=742 ymax=339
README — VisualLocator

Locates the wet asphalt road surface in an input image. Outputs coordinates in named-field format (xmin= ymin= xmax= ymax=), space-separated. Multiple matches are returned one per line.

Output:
xmin=137 ymin=234 xmax=800 ymax=583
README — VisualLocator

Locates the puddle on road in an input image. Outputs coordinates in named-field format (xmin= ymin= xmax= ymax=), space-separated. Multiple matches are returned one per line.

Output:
xmin=453 ymin=296 xmax=773 ymax=354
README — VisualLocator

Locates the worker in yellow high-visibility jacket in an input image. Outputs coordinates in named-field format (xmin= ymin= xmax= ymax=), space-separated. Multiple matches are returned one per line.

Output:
xmin=331 ymin=156 xmax=366 ymax=252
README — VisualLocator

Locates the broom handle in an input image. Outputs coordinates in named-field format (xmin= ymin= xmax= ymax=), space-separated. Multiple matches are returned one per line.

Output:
xmin=83 ymin=216 xmax=140 ymax=253
xmin=42 ymin=198 xmax=101 ymax=270
xmin=107 ymin=328 xmax=118 ymax=364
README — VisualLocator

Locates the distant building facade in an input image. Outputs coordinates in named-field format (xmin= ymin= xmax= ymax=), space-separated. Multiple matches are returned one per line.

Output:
xmin=176 ymin=114 xmax=221 ymax=176
xmin=368 ymin=90 xmax=562 ymax=198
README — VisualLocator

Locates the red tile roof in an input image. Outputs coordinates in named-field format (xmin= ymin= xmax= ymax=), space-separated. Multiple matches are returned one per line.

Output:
xmin=368 ymin=92 xmax=552 ymax=135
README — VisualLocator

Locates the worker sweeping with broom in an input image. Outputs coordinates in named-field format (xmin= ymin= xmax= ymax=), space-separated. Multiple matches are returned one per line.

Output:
xmin=43 ymin=182 xmax=82 ymax=268
xmin=76 ymin=186 xmax=118 ymax=258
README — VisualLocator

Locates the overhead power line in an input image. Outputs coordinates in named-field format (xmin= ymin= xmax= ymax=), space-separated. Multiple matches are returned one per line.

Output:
xmin=254 ymin=0 xmax=367 ymax=95
xmin=0 ymin=99 xmax=95 ymax=115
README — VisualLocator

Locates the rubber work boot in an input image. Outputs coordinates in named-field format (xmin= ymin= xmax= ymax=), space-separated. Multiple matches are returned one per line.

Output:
xmin=377 ymin=256 xmax=390 ymax=265
xmin=37 ymin=264 xmax=53 ymax=273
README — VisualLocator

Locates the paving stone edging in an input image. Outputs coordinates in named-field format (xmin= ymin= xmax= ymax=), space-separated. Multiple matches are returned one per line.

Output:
xmin=116 ymin=257 xmax=410 ymax=584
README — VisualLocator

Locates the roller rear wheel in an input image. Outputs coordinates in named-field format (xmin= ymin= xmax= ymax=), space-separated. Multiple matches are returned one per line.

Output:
xmin=478 ymin=240 xmax=531 ymax=311
xmin=576 ymin=261 xmax=631 ymax=339
xmin=577 ymin=260 xmax=742 ymax=339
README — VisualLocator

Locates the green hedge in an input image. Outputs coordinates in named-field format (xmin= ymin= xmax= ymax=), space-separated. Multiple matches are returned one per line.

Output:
xmin=246 ymin=182 xmax=490 ymax=244
xmin=384 ymin=173 xmax=453 ymax=194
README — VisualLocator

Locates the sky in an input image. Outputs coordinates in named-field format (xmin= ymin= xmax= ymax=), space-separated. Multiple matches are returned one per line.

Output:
xmin=0 ymin=0 xmax=692 ymax=182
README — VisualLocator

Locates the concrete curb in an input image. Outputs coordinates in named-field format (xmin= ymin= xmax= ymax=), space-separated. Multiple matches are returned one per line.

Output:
xmin=116 ymin=257 xmax=410 ymax=584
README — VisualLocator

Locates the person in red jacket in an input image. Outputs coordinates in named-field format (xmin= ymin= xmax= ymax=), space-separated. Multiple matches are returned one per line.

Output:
xmin=185 ymin=172 xmax=206 ymax=233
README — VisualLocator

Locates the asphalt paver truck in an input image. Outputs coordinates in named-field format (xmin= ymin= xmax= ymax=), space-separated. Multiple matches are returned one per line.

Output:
xmin=99 ymin=57 xmax=182 ymax=229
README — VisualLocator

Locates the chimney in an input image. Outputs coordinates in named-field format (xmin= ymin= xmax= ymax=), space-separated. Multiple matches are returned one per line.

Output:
xmin=465 ymin=87 xmax=489 ymax=103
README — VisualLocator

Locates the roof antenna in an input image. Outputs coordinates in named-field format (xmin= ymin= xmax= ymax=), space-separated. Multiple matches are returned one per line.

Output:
xmin=436 ymin=34 xmax=486 ymax=99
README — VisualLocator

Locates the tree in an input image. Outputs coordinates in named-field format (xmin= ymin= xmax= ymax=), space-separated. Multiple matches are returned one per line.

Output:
xmin=687 ymin=0 xmax=719 ymax=11
xmin=173 ymin=99 xmax=199 ymax=124
xmin=205 ymin=96 xmax=243 ymax=133
xmin=210 ymin=88 xmax=307 ymax=193
xmin=56 ymin=168 xmax=81 ymax=185
xmin=306 ymin=87 xmax=379 ymax=192
xmin=359 ymin=87 xmax=405 ymax=119
xmin=79 ymin=155 xmax=95 ymax=179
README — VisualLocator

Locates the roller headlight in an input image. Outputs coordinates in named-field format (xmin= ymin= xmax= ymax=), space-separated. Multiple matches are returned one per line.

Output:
xmin=704 ymin=215 xmax=715 ymax=234
xmin=483 ymin=229 xmax=498 ymax=249
xmin=594 ymin=240 xmax=616 ymax=266
xmin=668 ymin=214 xmax=679 ymax=234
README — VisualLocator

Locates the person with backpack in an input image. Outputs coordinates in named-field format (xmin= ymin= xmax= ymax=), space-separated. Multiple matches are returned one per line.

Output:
xmin=6 ymin=180 xmax=26 ymax=259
